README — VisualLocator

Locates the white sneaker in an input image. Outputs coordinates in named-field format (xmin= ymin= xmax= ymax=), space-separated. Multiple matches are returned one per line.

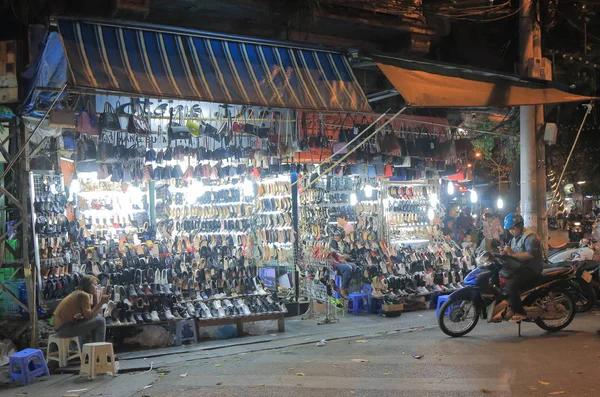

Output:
xmin=186 ymin=302 xmax=196 ymax=317
xmin=150 ymin=310 xmax=160 ymax=322
xmin=104 ymin=301 xmax=115 ymax=318
xmin=165 ymin=308 xmax=175 ymax=320
xmin=254 ymin=278 xmax=269 ymax=295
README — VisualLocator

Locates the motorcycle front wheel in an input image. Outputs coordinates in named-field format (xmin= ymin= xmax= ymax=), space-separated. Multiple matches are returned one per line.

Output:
xmin=535 ymin=288 xmax=577 ymax=332
xmin=438 ymin=298 xmax=479 ymax=337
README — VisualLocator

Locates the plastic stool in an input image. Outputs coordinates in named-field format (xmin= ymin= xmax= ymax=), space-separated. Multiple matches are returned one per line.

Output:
xmin=175 ymin=319 xmax=198 ymax=346
xmin=333 ymin=275 xmax=342 ymax=299
xmin=80 ymin=342 xmax=116 ymax=379
xmin=9 ymin=348 xmax=50 ymax=385
xmin=47 ymin=335 xmax=81 ymax=368
xmin=347 ymin=293 xmax=369 ymax=315
xmin=436 ymin=295 xmax=452 ymax=317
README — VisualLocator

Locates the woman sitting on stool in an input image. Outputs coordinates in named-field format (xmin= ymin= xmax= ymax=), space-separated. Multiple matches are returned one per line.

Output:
xmin=53 ymin=275 xmax=109 ymax=345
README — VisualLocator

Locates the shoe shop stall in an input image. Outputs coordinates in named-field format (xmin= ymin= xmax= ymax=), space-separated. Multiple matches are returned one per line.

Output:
xmin=295 ymin=109 xmax=480 ymax=322
xmin=24 ymin=16 xmax=371 ymax=350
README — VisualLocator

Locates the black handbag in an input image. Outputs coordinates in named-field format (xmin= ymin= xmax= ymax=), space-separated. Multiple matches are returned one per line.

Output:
xmin=168 ymin=107 xmax=191 ymax=142
xmin=100 ymin=102 xmax=121 ymax=132
xmin=128 ymin=104 xmax=151 ymax=135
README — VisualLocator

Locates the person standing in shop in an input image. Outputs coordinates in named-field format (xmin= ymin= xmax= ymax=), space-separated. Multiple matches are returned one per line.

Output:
xmin=556 ymin=208 xmax=565 ymax=231
xmin=53 ymin=275 xmax=108 ymax=345
xmin=327 ymin=227 xmax=357 ymax=298
xmin=456 ymin=207 xmax=474 ymax=242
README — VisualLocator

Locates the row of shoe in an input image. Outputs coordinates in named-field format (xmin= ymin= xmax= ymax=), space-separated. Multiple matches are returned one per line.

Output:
xmin=35 ymin=213 xmax=70 ymax=236
xmin=257 ymin=181 xmax=290 ymax=197
xmin=255 ymin=213 xmax=293 ymax=228
xmin=388 ymin=186 xmax=437 ymax=200
xmin=99 ymin=265 xmax=272 ymax=300
xmin=42 ymin=273 xmax=81 ymax=300
xmin=255 ymin=197 xmax=292 ymax=212
xmin=103 ymin=295 xmax=286 ymax=326
xmin=326 ymin=176 xmax=354 ymax=192
xmin=169 ymin=203 xmax=254 ymax=219
xmin=33 ymin=190 xmax=68 ymax=215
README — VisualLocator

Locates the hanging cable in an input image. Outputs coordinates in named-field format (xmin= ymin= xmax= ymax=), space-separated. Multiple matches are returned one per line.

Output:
xmin=552 ymin=102 xmax=594 ymax=201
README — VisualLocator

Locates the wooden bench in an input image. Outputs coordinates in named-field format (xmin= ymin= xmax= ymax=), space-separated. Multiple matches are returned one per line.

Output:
xmin=196 ymin=312 xmax=285 ymax=335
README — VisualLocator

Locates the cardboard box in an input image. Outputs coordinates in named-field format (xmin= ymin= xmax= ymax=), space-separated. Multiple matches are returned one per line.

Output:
xmin=0 ymin=87 xmax=17 ymax=104
xmin=382 ymin=303 xmax=404 ymax=312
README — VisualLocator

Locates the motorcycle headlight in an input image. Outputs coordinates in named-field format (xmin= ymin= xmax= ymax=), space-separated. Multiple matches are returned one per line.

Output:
xmin=476 ymin=252 xmax=494 ymax=267
xmin=574 ymin=222 xmax=581 ymax=226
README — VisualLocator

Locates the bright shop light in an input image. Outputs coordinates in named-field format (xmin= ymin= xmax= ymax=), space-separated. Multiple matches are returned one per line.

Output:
xmin=350 ymin=193 xmax=358 ymax=206
xmin=243 ymin=179 xmax=254 ymax=197
xmin=427 ymin=207 xmax=435 ymax=221
xmin=429 ymin=193 xmax=439 ymax=207
xmin=470 ymin=190 xmax=478 ymax=203
xmin=365 ymin=185 xmax=373 ymax=198
xmin=496 ymin=197 xmax=504 ymax=209
xmin=447 ymin=182 xmax=455 ymax=195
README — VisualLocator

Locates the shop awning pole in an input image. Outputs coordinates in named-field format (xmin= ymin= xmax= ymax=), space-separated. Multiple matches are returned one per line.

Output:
xmin=0 ymin=83 xmax=67 ymax=183
xmin=302 ymin=107 xmax=408 ymax=190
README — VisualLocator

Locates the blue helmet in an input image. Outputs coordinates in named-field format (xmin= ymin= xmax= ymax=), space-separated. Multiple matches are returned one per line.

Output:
xmin=503 ymin=213 xmax=524 ymax=229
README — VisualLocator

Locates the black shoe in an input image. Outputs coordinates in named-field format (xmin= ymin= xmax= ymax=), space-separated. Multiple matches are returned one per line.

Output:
xmin=142 ymin=312 xmax=152 ymax=322
xmin=127 ymin=284 xmax=138 ymax=298
xmin=134 ymin=313 xmax=144 ymax=324
xmin=135 ymin=284 xmax=145 ymax=296
xmin=127 ymin=311 xmax=136 ymax=324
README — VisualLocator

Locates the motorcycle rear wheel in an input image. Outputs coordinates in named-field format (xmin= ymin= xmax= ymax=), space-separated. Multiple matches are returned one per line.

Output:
xmin=572 ymin=279 xmax=597 ymax=313
xmin=438 ymin=298 xmax=479 ymax=337
xmin=535 ymin=288 xmax=577 ymax=332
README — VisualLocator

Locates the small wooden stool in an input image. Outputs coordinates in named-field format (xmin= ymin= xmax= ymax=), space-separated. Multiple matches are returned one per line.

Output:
xmin=47 ymin=335 xmax=81 ymax=368
xmin=80 ymin=342 xmax=116 ymax=379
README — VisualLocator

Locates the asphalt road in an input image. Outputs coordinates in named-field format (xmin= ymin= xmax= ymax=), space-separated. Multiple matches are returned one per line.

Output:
xmin=124 ymin=312 xmax=600 ymax=397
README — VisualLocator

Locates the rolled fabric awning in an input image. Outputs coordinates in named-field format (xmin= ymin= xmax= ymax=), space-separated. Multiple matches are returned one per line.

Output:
xmin=374 ymin=55 xmax=597 ymax=107
xmin=54 ymin=17 xmax=371 ymax=112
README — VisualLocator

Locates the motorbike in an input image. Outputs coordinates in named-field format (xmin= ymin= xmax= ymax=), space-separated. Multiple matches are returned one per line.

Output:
xmin=547 ymin=238 xmax=596 ymax=264
xmin=568 ymin=221 xmax=584 ymax=242
xmin=545 ymin=238 xmax=599 ymax=312
xmin=544 ymin=260 xmax=599 ymax=313
xmin=438 ymin=252 xmax=583 ymax=337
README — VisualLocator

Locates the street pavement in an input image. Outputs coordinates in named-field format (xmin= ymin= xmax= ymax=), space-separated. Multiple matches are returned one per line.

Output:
xmin=3 ymin=309 xmax=599 ymax=397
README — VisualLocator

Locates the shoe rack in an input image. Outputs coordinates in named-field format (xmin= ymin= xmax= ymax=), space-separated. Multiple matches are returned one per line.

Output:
xmin=253 ymin=177 xmax=294 ymax=261
xmin=31 ymin=172 xmax=78 ymax=303
xmin=382 ymin=181 xmax=440 ymax=244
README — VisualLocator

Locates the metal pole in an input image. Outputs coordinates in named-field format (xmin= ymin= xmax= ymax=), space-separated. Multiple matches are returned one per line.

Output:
xmin=519 ymin=0 xmax=540 ymax=230
xmin=536 ymin=106 xmax=548 ymax=255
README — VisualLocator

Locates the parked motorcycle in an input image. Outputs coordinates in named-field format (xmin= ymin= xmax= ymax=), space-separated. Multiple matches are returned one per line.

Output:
xmin=438 ymin=252 xmax=581 ymax=337
xmin=568 ymin=221 xmax=584 ymax=242
xmin=547 ymin=238 xmax=595 ymax=264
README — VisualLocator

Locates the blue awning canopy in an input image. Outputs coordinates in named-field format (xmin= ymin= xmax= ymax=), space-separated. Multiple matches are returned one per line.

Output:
xmin=55 ymin=18 xmax=371 ymax=112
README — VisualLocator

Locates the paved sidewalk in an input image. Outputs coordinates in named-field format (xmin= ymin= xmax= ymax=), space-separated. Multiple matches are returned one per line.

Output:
xmin=116 ymin=309 xmax=438 ymax=371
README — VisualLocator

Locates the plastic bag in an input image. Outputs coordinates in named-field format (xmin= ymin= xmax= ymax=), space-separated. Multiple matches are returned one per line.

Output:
xmin=123 ymin=326 xmax=172 ymax=348
xmin=0 ymin=339 xmax=17 ymax=366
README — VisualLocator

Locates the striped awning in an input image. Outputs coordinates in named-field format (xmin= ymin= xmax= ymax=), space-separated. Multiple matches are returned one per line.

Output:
xmin=55 ymin=18 xmax=371 ymax=112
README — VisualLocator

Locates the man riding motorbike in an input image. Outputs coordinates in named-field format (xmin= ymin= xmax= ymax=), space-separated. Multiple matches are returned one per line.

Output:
xmin=500 ymin=213 xmax=544 ymax=322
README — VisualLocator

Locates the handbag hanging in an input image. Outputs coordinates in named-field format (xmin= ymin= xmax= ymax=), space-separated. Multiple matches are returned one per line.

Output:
xmin=100 ymin=102 xmax=122 ymax=133
xmin=338 ymin=113 xmax=354 ymax=143
xmin=167 ymin=106 xmax=191 ymax=142
xmin=128 ymin=104 xmax=151 ymax=135
xmin=76 ymin=100 xmax=100 ymax=136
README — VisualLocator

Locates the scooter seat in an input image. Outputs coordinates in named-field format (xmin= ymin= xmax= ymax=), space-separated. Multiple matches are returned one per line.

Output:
xmin=541 ymin=267 xmax=572 ymax=277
